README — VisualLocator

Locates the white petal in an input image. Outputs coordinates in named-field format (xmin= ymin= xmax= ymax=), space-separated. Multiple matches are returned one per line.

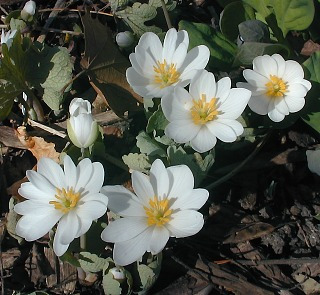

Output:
xmin=63 ymin=155 xmax=77 ymax=189
xmin=171 ymin=42 xmax=188 ymax=69
xmin=126 ymin=67 xmax=150 ymax=87
xmin=149 ymin=226 xmax=169 ymax=254
xmin=206 ymin=120 xmax=240 ymax=142
xmin=190 ymin=126 xmax=217 ymax=153
xmin=167 ymin=210 xmax=204 ymax=238
xmin=284 ymin=96 xmax=305 ymax=112
xmin=70 ymin=114 xmax=94 ymax=147
xmin=236 ymin=82 xmax=265 ymax=96
xmin=218 ymin=88 xmax=251 ymax=119
xmin=162 ymin=28 xmax=178 ymax=64
xmin=189 ymin=70 xmax=215 ymax=100
xmin=149 ymin=159 xmax=169 ymax=199
xmin=215 ymin=77 xmax=231 ymax=104
xmin=75 ymin=158 xmax=93 ymax=192
xmin=57 ymin=211 xmax=81 ymax=245
xmin=18 ymin=182 xmax=53 ymax=201
xmin=26 ymin=170 xmax=56 ymax=196
xmin=167 ymin=165 xmax=194 ymax=200
xmin=179 ymin=46 xmax=210 ymax=81
xmin=286 ymin=83 xmax=309 ymax=98
xmin=132 ymin=171 xmax=154 ymax=206
xmin=243 ymin=69 xmax=269 ymax=87
xmin=252 ymin=55 xmax=277 ymax=78
xmin=76 ymin=199 xmax=108 ymax=220
xmin=274 ymin=97 xmax=289 ymax=115
xmin=101 ymin=217 xmax=148 ymax=243
xmin=113 ymin=227 xmax=154 ymax=266
xmin=53 ymin=223 xmax=70 ymax=256
xmin=248 ymin=94 xmax=271 ymax=115
xmin=14 ymin=200 xmax=52 ymax=215
xmin=283 ymin=60 xmax=304 ymax=82
xmin=170 ymin=188 xmax=208 ymax=211
xmin=268 ymin=102 xmax=285 ymax=122
xmin=82 ymin=162 xmax=104 ymax=195
xmin=101 ymin=185 xmax=145 ymax=217
xmin=165 ymin=121 xmax=200 ymax=143
xmin=272 ymin=54 xmax=286 ymax=77
xmin=15 ymin=211 xmax=62 ymax=241
xmin=137 ymin=32 xmax=162 ymax=62
xmin=76 ymin=218 xmax=92 ymax=238
xmin=37 ymin=157 xmax=65 ymax=189
xmin=81 ymin=192 xmax=109 ymax=206
xmin=306 ymin=150 xmax=320 ymax=176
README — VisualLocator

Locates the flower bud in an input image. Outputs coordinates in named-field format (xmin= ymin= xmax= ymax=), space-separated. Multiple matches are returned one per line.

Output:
xmin=116 ymin=31 xmax=134 ymax=48
xmin=109 ymin=267 xmax=126 ymax=282
xmin=21 ymin=0 xmax=36 ymax=21
xmin=67 ymin=98 xmax=99 ymax=149
xmin=1 ymin=29 xmax=17 ymax=48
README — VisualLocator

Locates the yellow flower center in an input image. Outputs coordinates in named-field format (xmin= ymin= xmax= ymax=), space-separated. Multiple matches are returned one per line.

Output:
xmin=190 ymin=94 xmax=219 ymax=125
xmin=144 ymin=196 xmax=173 ymax=227
xmin=153 ymin=60 xmax=180 ymax=88
xmin=265 ymin=75 xmax=287 ymax=97
xmin=49 ymin=187 xmax=80 ymax=214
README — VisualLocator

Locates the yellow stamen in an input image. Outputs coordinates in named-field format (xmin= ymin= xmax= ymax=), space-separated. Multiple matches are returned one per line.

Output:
xmin=144 ymin=196 xmax=173 ymax=227
xmin=153 ymin=59 xmax=180 ymax=88
xmin=191 ymin=94 xmax=219 ymax=125
xmin=265 ymin=75 xmax=287 ymax=97
xmin=49 ymin=187 xmax=80 ymax=214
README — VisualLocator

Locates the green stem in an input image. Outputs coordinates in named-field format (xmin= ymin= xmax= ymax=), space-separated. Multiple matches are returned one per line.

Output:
xmin=24 ymin=89 xmax=45 ymax=122
xmin=205 ymin=132 xmax=271 ymax=190
xmin=80 ymin=234 xmax=86 ymax=251
xmin=104 ymin=153 xmax=129 ymax=172
xmin=160 ymin=0 xmax=173 ymax=29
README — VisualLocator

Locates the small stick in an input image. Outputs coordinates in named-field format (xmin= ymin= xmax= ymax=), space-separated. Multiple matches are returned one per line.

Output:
xmin=28 ymin=119 xmax=66 ymax=138
xmin=160 ymin=0 xmax=173 ymax=29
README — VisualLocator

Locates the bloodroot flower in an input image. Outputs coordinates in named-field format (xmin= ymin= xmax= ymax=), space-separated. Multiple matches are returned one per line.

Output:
xmin=161 ymin=70 xmax=251 ymax=153
xmin=126 ymin=28 xmax=210 ymax=99
xmin=101 ymin=159 xmax=209 ymax=266
xmin=237 ymin=54 xmax=311 ymax=122
xmin=14 ymin=156 xmax=108 ymax=256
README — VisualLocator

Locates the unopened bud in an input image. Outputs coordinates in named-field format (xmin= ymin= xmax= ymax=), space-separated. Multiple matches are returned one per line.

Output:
xmin=116 ymin=31 xmax=134 ymax=48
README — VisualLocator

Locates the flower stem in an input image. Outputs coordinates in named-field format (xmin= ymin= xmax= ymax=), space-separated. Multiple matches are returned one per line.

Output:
xmin=160 ymin=0 xmax=173 ymax=29
xmin=80 ymin=234 xmax=86 ymax=251
xmin=205 ymin=132 xmax=271 ymax=190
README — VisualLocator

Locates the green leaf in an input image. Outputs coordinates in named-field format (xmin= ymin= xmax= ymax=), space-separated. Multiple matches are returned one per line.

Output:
xmin=0 ymin=82 xmax=21 ymax=121
xmin=136 ymin=131 xmax=166 ymax=157
xmin=78 ymin=252 xmax=106 ymax=273
xmin=233 ymin=42 xmax=289 ymax=67
xmin=178 ymin=20 xmax=237 ymax=71
xmin=116 ymin=2 xmax=161 ymax=37
xmin=219 ymin=1 xmax=255 ymax=41
xmin=103 ymin=271 xmax=122 ymax=295
xmin=6 ymin=198 xmax=23 ymax=243
xmin=243 ymin=0 xmax=315 ymax=37
xmin=301 ymin=51 xmax=320 ymax=133
xmin=122 ymin=153 xmax=151 ymax=173
xmin=146 ymin=104 xmax=168 ymax=133
xmin=10 ymin=17 xmax=27 ymax=31
xmin=238 ymin=20 xmax=270 ymax=42
xmin=136 ymin=265 xmax=156 ymax=293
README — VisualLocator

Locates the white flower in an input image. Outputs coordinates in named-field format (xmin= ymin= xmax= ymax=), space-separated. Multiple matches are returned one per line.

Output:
xmin=116 ymin=31 xmax=134 ymax=48
xmin=161 ymin=70 xmax=251 ymax=153
xmin=306 ymin=150 xmax=320 ymax=176
xmin=101 ymin=159 xmax=208 ymax=266
xmin=126 ymin=28 xmax=210 ymax=99
xmin=14 ymin=155 xmax=108 ymax=256
xmin=22 ymin=0 xmax=36 ymax=15
xmin=67 ymin=98 xmax=99 ymax=149
xmin=1 ymin=29 xmax=17 ymax=48
xmin=237 ymin=54 xmax=311 ymax=122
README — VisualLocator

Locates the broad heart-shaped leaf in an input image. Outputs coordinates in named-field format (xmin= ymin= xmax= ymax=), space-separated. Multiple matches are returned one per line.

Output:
xmin=232 ymin=42 xmax=289 ymax=67
xmin=136 ymin=131 xmax=166 ymax=157
xmin=80 ymin=13 xmax=142 ymax=117
xmin=238 ymin=20 xmax=270 ymax=42
xmin=78 ymin=252 xmax=106 ymax=273
xmin=122 ymin=153 xmax=151 ymax=173
xmin=243 ymin=0 xmax=315 ymax=37
xmin=27 ymin=43 xmax=73 ymax=110
xmin=116 ymin=2 xmax=161 ymax=37
xmin=178 ymin=20 xmax=237 ymax=71
xmin=146 ymin=104 xmax=168 ymax=133
xmin=219 ymin=1 xmax=255 ymax=41
xmin=301 ymin=51 xmax=320 ymax=133
xmin=0 ymin=82 xmax=22 ymax=121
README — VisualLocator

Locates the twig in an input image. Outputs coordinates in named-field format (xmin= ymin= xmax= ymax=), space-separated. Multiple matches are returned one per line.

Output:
xmin=34 ymin=26 xmax=83 ymax=36
xmin=37 ymin=0 xmax=68 ymax=43
xmin=38 ymin=8 xmax=113 ymax=17
xmin=205 ymin=132 xmax=271 ymax=190
xmin=160 ymin=0 xmax=172 ymax=29
xmin=28 ymin=119 xmax=66 ymax=138
xmin=230 ymin=258 xmax=320 ymax=266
